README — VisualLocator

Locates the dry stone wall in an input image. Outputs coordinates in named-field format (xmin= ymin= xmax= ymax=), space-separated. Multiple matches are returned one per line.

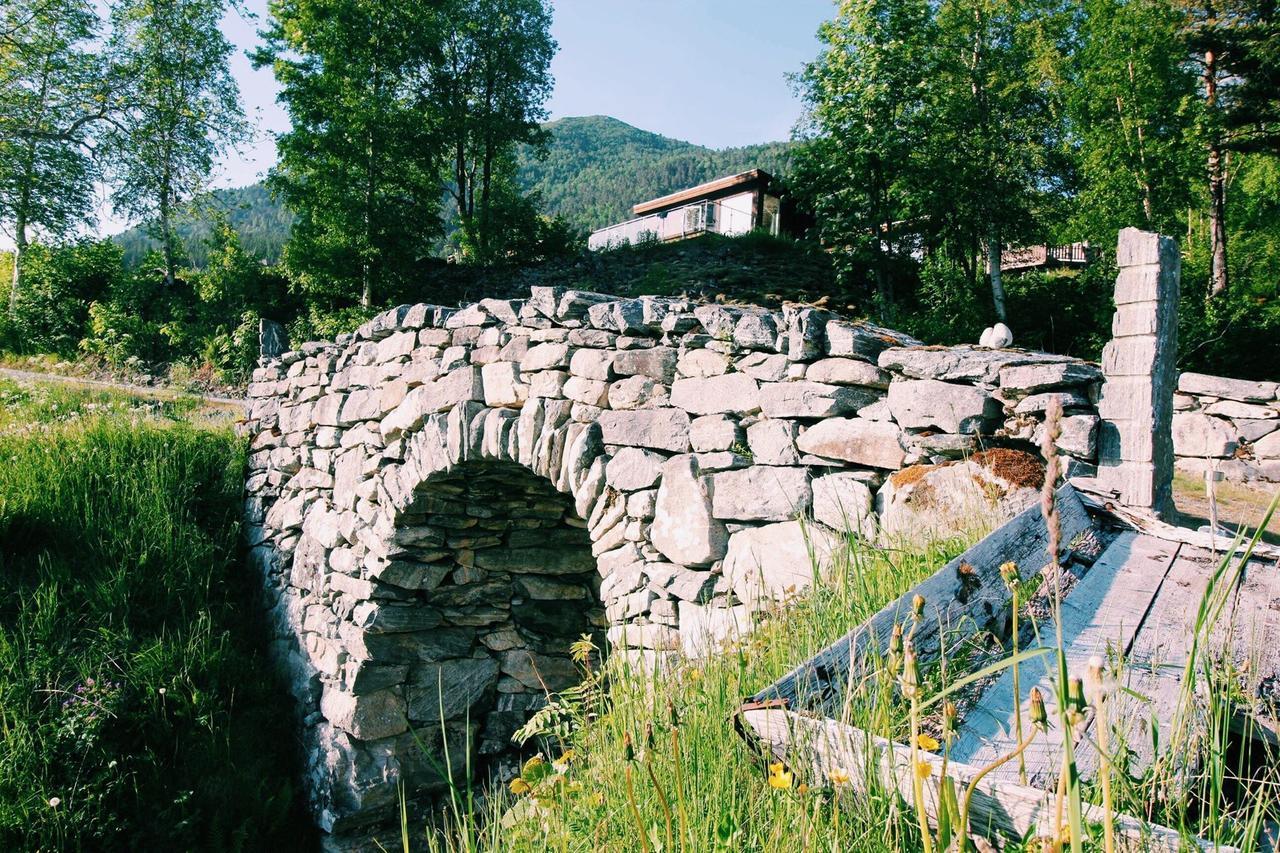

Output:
xmin=241 ymin=285 xmax=1106 ymax=837
xmin=1173 ymin=372 xmax=1280 ymax=482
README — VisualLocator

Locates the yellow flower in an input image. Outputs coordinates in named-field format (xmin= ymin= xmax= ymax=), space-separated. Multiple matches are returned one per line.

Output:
xmin=829 ymin=768 xmax=851 ymax=786
xmin=797 ymin=783 xmax=810 ymax=795
xmin=913 ymin=760 xmax=933 ymax=780
xmin=767 ymin=761 xmax=793 ymax=790
xmin=915 ymin=733 xmax=941 ymax=752
xmin=509 ymin=778 xmax=532 ymax=796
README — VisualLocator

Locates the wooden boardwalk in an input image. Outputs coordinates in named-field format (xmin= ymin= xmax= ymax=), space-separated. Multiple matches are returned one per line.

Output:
xmin=738 ymin=483 xmax=1280 ymax=851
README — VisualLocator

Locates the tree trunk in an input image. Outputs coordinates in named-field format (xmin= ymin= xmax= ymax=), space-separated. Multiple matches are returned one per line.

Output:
xmin=9 ymin=208 xmax=26 ymax=316
xmin=987 ymin=234 xmax=1008 ymax=323
xmin=159 ymin=191 xmax=176 ymax=289
xmin=1205 ymin=47 xmax=1228 ymax=298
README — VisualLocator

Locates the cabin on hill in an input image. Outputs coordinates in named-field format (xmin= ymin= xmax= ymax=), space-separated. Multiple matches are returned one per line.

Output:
xmin=588 ymin=169 xmax=786 ymax=250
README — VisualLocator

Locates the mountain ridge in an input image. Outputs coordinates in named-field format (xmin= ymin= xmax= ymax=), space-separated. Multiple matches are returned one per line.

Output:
xmin=113 ymin=115 xmax=795 ymax=266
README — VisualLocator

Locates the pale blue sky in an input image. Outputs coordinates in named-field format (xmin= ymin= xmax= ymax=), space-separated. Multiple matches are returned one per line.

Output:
xmin=87 ymin=0 xmax=835 ymax=236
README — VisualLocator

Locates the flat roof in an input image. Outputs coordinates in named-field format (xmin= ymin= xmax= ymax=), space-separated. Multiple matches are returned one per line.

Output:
xmin=632 ymin=169 xmax=772 ymax=216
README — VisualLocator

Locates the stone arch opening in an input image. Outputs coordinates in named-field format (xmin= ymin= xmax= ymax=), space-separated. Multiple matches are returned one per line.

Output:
xmin=394 ymin=459 xmax=605 ymax=783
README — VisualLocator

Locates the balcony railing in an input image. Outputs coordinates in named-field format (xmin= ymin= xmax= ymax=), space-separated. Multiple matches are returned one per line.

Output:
xmin=588 ymin=198 xmax=755 ymax=251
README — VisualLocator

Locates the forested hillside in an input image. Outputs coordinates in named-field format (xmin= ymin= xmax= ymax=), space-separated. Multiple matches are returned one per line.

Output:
xmin=516 ymin=115 xmax=794 ymax=230
xmin=114 ymin=184 xmax=295 ymax=267
xmin=112 ymin=116 xmax=793 ymax=266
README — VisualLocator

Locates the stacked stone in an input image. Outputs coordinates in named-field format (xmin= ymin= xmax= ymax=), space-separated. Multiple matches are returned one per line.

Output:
xmin=1173 ymin=372 xmax=1280 ymax=482
xmin=241 ymin=285 xmax=1106 ymax=836
xmin=1096 ymin=228 xmax=1181 ymax=515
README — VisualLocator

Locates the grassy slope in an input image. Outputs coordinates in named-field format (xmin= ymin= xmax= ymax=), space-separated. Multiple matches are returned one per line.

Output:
xmin=0 ymin=378 xmax=310 ymax=851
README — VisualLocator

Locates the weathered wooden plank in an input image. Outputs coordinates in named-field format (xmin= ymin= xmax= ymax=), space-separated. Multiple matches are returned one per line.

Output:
xmin=1105 ymin=546 xmax=1222 ymax=777
xmin=1071 ymin=480 xmax=1280 ymax=560
xmin=754 ymin=484 xmax=1096 ymax=715
xmin=950 ymin=533 xmax=1180 ymax=786
xmin=739 ymin=706 xmax=1232 ymax=852
xmin=1213 ymin=548 xmax=1280 ymax=742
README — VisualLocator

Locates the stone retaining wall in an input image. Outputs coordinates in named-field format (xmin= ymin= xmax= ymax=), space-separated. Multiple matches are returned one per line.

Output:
xmin=1173 ymin=372 xmax=1280 ymax=482
xmin=241 ymin=286 xmax=1107 ymax=836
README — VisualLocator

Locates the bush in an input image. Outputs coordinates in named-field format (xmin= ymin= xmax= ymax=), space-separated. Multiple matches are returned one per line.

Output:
xmin=5 ymin=240 xmax=122 ymax=355
xmin=0 ymin=411 xmax=311 ymax=850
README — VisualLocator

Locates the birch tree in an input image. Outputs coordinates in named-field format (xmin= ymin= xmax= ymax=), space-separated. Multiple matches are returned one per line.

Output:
xmin=106 ymin=0 xmax=247 ymax=288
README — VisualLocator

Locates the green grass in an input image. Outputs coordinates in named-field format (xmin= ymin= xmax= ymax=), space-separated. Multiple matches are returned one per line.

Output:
xmin=0 ymin=380 xmax=310 ymax=851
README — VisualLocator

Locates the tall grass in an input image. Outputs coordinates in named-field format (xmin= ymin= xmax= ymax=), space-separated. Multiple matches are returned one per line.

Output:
xmin=0 ymin=388 xmax=310 ymax=851
xmin=413 ymin=528 xmax=976 ymax=852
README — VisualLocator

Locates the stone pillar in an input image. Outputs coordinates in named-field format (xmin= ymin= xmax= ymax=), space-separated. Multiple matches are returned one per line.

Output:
xmin=1095 ymin=228 xmax=1180 ymax=516
xmin=259 ymin=317 xmax=288 ymax=361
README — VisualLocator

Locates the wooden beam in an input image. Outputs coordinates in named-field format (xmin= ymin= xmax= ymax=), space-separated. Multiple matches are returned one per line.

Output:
xmin=753 ymin=485 xmax=1095 ymax=715
xmin=738 ymin=707 xmax=1232 ymax=852
xmin=950 ymin=532 xmax=1181 ymax=786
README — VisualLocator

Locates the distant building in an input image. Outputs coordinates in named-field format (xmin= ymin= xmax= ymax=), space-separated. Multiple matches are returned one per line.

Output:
xmin=588 ymin=169 xmax=784 ymax=250
xmin=999 ymin=242 xmax=1093 ymax=272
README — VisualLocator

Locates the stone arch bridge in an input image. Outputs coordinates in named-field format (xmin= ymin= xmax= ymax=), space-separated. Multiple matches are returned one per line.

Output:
xmin=243 ymin=282 xmax=1115 ymax=838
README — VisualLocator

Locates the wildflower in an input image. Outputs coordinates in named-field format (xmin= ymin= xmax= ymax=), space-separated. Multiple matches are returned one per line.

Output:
xmin=158 ymin=687 xmax=166 ymax=696
xmin=509 ymin=778 xmax=532 ymax=796
xmin=48 ymin=797 xmax=61 ymax=808
xmin=913 ymin=760 xmax=932 ymax=780
xmin=1066 ymin=678 xmax=1088 ymax=727
xmin=999 ymin=561 xmax=1020 ymax=589
xmin=942 ymin=701 xmax=958 ymax=742
xmin=797 ymin=783 xmax=810 ymax=795
xmin=687 ymin=668 xmax=703 ymax=682
xmin=912 ymin=594 xmax=926 ymax=618
xmin=915 ymin=733 xmax=941 ymax=752
xmin=829 ymin=768 xmax=851 ymax=786
xmin=1029 ymin=687 xmax=1049 ymax=730
xmin=767 ymin=761 xmax=793 ymax=790
xmin=1084 ymin=655 xmax=1109 ymax=707
xmin=899 ymin=649 xmax=920 ymax=700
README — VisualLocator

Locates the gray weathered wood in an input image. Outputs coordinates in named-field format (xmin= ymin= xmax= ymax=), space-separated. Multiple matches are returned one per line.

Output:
xmin=1071 ymin=480 xmax=1280 ymax=560
xmin=1105 ymin=546 xmax=1221 ymax=777
xmin=951 ymin=532 xmax=1180 ymax=787
xmin=739 ymin=706 xmax=1232 ymax=852
xmin=755 ymin=484 xmax=1095 ymax=714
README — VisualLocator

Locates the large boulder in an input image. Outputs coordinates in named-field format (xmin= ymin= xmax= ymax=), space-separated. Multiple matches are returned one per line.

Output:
xmin=876 ymin=449 xmax=1044 ymax=541
xmin=887 ymin=379 xmax=1000 ymax=434
xmin=1172 ymin=412 xmax=1237 ymax=458
xmin=650 ymin=455 xmax=728 ymax=566
xmin=722 ymin=521 xmax=838 ymax=607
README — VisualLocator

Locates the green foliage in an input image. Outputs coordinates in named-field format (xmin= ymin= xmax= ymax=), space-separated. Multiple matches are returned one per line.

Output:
xmin=1065 ymin=0 xmax=1198 ymax=242
xmin=2 ymin=239 xmax=121 ymax=355
xmin=0 ymin=388 xmax=309 ymax=850
xmin=437 ymin=0 xmax=556 ymax=260
xmin=791 ymin=0 xmax=936 ymax=313
xmin=114 ymin=184 xmax=296 ymax=268
xmin=0 ymin=0 xmax=104 ymax=313
xmin=105 ymin=0 xmax=248 ymax=287
xmin=256 ymin=0 xmax=450 ymax=308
